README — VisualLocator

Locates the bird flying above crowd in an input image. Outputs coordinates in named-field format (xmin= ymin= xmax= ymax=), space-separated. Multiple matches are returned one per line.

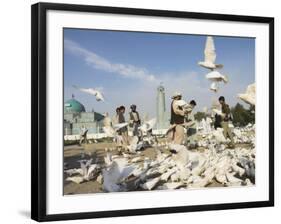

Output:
xmin=238 ymin=83 xmax=255 ymax=106
xmin=198 ymin=36 xmax=223 ymax=70
xmin=73 ymin=85 xmax=105 ymax=101
xmin=205 ymin=71 xmax=228 ymax=92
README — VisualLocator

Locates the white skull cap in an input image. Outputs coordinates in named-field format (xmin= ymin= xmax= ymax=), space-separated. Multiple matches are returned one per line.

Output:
xmin=172 ymin=91 xmax=182 ymax=99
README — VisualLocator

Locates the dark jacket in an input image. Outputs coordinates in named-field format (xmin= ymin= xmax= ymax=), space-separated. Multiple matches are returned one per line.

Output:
xmin=222 ymin=103 xmax=231 ymax=122
xmin=170 ymin=100 xmax=185 ymax=125
xmin=129 ymin=111 xmax=141 ymax=125
xmin=214 ymin=114 xmax=222 ymax=129
xmin=118 ymin=113 xmax=127 ymax=132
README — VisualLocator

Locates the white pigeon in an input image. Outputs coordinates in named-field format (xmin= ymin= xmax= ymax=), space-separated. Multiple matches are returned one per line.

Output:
xmin=211 ymin=99 xmax=221 ymax=110
xmin=127 ymin=136 xmax=138 ymax=152
xmin=206 ymin=71 xmax=228 ymax=92
xmin=102 ymin=126 xmax=115 ymax=138
xmin=225 ymin=172 xmax=242 ymax=186
xmin=66 ymin=176 xmax=84 ymax=184
xmin=238 ymin=83 xmax=255 ymax=106
xmin=131 ymin=156 xmax=142 ymax=163
xmin=206 ymin=71 xmax=228 ymax=83
xmin=160 ymin=167 xmax=178 ymax=181
xmin=212 ymin=128 xmax=227 ymax=143
xmin=65 ymin=159 xmax=99 ymax=184
xmin=73 ymin=85 xmax=105 ymax=101
xmin=210 ymin=82 xmax=219 ymax=92
xmin=198 ymin=36 xmax=223 ymax=70
xmin=169 ymin=143 xmax=187 ymax=153
xmin=190 ymin=176 xmax=211 ymax=188
xmin=104 ymin=152 xmax=113 ymax=166
xmin=103 ymin=123 xmax=128 ymax=138
xmin=141 ymin=177 xmax=161 ymax=190
xmin=201 ymin=118 xmax=212 ymax=135
xmin=113 ymin=122 xmax=129 ymax=131
xmin=138 ymin=118 xmax=157 ymax=133
xmin=212 ymin=108 xmax=223 ymax=116
xmin=78 ymin=159 xmax=93 ymax=176
xmin=64 ymin=168 xmax=84 ymax=176
xmin=102 ymin=158 xmax=136 ymax=192
xmin=174 ymin=100 xmax=187 ymax=107
xmin=85 ymin=164 xmax=99 ymax=181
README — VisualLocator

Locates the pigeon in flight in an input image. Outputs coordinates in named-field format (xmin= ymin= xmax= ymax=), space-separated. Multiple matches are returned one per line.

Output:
xmin=206 ymin=71 xmax=228 ymax=83
xmin=198 ymin=36 xmax=223 ymax=70
xmin=102 ymin=123 xmax=129 ymax=138
xmin=210 ymin=82 xmax=219 ymax=92
xmin=73 ymin=85 xmax=105 ymax=101
xmin=138 ymin=118 xmax=157 ymax=133
xmin=205 ymin=71 xmax=228 ymax=92
xmin=238 ymin=83 xmax=255 ymax=106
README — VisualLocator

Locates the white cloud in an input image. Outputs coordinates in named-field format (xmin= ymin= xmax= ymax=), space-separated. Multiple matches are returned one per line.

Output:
xmin=64 ymin=39 xmax=158 ymax=82
xmin=64 ymin=39 xmax=252 ymax=116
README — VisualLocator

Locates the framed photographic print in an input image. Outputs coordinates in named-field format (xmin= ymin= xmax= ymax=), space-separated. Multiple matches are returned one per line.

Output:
xmin=31 ymin=2 xmax=274 ymax=222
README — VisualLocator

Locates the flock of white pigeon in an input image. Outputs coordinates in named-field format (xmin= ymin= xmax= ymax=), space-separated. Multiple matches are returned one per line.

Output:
xmin=64 ymin=36 xmax=256 ymax=193
xmin=65 ymin=122 xmax=255 ymax=191
xmin=199 ymin=36 xmax=255 ymax=106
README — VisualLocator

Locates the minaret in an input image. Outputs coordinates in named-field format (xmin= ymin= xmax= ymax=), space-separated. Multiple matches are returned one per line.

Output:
xmin=156 ymin=83 xmax=166 ymax=129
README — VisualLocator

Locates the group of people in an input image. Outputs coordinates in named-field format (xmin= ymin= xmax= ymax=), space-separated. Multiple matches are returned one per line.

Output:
xmin=79 ymin=92 xmax=235 ymax=150
xmin=113 ymin=104 xmax=142 ymax=148
xmin=169 ymin=92 xmax=235 ymax=148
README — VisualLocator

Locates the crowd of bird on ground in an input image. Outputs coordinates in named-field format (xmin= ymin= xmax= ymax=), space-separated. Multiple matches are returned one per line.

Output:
xmin=64 ymin=36 xmax=256 ymax=193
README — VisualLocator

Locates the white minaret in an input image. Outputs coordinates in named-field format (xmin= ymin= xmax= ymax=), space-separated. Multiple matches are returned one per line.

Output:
xmin=156 ymin=83 xmax=166 ymax=129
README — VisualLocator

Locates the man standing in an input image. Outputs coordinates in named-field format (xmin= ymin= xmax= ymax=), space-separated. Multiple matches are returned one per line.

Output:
xmin=218 ymin=96 xmax=235 ymax=148
xmin=118 ymin=105 xmax=129 ymax=146
xmin=170 ymin=92 xmax=186 ymax=145
xmin=79 ymin=125 xmax=88 ymax=145
xmin=112 ymin=107 xmax=120 ymax=126
xmin=129 ymin=104 xmax=141 ymax=136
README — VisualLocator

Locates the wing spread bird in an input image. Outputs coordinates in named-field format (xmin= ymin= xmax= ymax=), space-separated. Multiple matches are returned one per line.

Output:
xmin=238 ymin=83 xmax=255 ymax=106
xmin=102 ymin=123 xmax=129 ymax=138
xmin=73 ymin=85 xmax=105 ymax=101
xmin=205 ymin=36 xmax=216 ymax=64
xmin=113 ymin=122 xmax=129 ymax=131
xmin=205 ymin=71 xmax=228 ymax=92
xmin=174 ymin=100 xmax=187 ymax=107
xmin=102 ymin=126 xmax=116 ymax=138
xmin=212 ymin=108 xmax=223 ymax=116
xmin=198 ymin=36 xmax=223 ymax=70
xmin=205 ymin=71 xmax=228 ymax=83
xmin=139 ymin=118 xmax=157 ymax=133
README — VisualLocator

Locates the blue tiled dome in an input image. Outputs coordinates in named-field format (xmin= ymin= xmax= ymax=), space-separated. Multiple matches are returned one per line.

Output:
xmin=64 ymin=98 xmax=86 ymax=113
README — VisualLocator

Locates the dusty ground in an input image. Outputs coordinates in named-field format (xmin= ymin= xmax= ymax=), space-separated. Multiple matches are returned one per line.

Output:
xmin=63 ymin=141 xmax=160 ymax=195
xmin=63 ymin=138 xmax=248 ymax=195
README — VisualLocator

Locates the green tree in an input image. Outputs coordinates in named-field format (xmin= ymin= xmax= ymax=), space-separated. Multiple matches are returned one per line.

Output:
xmin=231 ymin=103 xmax=255 ymax=126
xmin=194 ymin=111 xmax=206 ymax=121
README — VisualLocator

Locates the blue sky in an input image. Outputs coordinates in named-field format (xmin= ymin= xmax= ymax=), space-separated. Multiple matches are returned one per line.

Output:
xmin=64 ymin=28 xmax=255 ymax=118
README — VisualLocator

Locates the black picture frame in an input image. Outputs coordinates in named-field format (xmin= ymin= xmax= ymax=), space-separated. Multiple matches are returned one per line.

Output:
xmin=31 ymin=2 xmax=274 ymax=222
